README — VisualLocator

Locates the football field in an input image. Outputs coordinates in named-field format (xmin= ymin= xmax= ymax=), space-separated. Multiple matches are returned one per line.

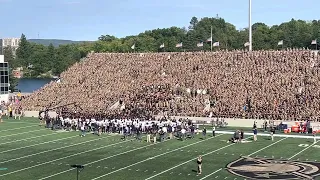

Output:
xmin=0 ymin=118 xmax=320 ymax=180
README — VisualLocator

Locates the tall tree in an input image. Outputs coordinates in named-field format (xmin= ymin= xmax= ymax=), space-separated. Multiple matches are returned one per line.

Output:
xmin=188 ymin=17 xmax=198 ymax=31
xmin=3 ymin=46 xmax=14 ymax=67
xmin=47 ymin=43 xmax=56 ymax=71
xmin=28 ymin=43 xmax=48 ymax=77
xmin=98 ymin=35 xmax=117 ymax=42
xmin=16 ymin=33 xmax=31 ymax=67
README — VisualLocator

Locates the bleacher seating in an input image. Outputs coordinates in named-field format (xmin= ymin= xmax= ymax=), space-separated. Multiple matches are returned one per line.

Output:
xmin=21 ymin=50 xmax=320 ymax=120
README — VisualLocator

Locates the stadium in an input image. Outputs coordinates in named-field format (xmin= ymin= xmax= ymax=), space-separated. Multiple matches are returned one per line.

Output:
xmin=0 ymin=49 xmax=319 ymax=180
xmin=1 ymin=0 xmax=320 ymax=180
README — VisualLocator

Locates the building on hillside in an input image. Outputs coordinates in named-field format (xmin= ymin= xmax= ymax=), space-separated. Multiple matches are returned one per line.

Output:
xmin=12 ymin=68 xmax=23 ymax=78
xmin=0 ymin=38 xmax=20 ymax=56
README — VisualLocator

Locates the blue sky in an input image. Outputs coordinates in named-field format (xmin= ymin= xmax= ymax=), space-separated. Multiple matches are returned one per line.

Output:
xmin=1 ymin=0 xmax=319 ymax=41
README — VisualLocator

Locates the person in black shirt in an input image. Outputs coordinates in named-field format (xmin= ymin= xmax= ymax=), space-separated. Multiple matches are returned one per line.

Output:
xmin=153 ymin=129 xmax=157 ymax=143
xmin=190 ymin=126 xmax=195 ymax=138
xmin=159 ymin=129 xmax=165 ymax=142
xmin=123 ymin=126 xmax=128 ymax=140
xmin=228 ymin=130 xmax=239 ymax=143
xmin=197 ymin=155 xmax=202 ymax=175
xmin=240 ymin=130 xmax=244 ymax=140
xmin=270 ymin=126 xmax=275 ymax=141
xmin=253 ymin=122 xmax=257 ymax=129
xmin=136 ymin=127 xmax=142 ymax=142
xmin=202 ymin=127 xmax=206 ymax=139
xmin=264 ymin=120 xmax=268 ymax=131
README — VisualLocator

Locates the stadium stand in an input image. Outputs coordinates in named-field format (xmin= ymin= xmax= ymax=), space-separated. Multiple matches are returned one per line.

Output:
xmin=21 ymin=50 xmax=320 ymax=120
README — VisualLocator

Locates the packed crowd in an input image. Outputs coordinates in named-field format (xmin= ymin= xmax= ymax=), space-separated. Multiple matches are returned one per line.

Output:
xmin=45 ymin=116 xmax=212 ymax=142
xmin=21 ymin=50 xmax=320 ymax=121
xmin=0 ymin=99 xmax=23 ymax=120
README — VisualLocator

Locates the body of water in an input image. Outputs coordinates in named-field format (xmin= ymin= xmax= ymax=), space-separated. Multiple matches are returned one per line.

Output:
xmin=16 ymin=78 xmax=54 ymax=93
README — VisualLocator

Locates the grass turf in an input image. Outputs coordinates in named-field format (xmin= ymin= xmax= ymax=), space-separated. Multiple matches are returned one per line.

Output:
xmin=0 ymin=117 xmax=319 ymax=180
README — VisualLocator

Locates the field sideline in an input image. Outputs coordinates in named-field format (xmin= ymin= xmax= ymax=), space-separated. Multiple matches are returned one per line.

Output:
xmin=0 ymin=118 xmax=320 ymax=180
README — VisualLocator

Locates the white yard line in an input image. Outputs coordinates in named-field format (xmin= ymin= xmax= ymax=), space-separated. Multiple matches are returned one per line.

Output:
xmin=0 ymin=135 xmax=79 ymax=154
xmin=37 ymin=142 xmax=155 ymax=180
xmin=199 ymin=137 xmax=288 ymax=180
xmin=0 ymin=125 xmax=39 ymax=133
xmin=0 ymin=133 xmax=58 ymax=145
xmin=288 ymin=140 xmax=318 ymax=160
xmin=210 ymin=130 xmax=320 ymax=139
xmin=0 ymin=138 xmax=145 ymax=178
xmin=0 ymin=135 xmax=113 ymax=164
xmin=144 ymin=136 xmax=254 ymax=180
xmin=199 ymin=168 xmax=222 ymax=180
xmin=90 ymin=134 xmax=224 ymax=180
xmin=3 ymin=121 xmax=39 ymax=124
xmin=0 ymin=129 xmax=46 ymax=138
xmin=39 ymin=134 xmax=225 ymax=180
xmin=246 ymin=137 xmax=288 ymax=157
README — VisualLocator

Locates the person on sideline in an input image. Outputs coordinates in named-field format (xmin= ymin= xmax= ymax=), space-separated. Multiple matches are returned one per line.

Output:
xmin=197 ymin=155 xmax=202 ymax=175
xmin=146 ymin=129 xmax=151 ymax=143
xmin=202 ymin=127 xmax=207 ymax=139
xmin=8 ymin=105 xmax=12 ymax=118
xmin=212 ymin=126 xmax=215 ymax=137
xmin=0 ymin=110 xmax=2 ymax=123
xmin=14 ymin=105 xmax=22 ymax=120
xmin=253 ymin=128 xmax=258 ymax=141
xmin=270 ymin=126 xmax=275 ymax=141
xmin=80 ymin=123 xmax=86 ymax=137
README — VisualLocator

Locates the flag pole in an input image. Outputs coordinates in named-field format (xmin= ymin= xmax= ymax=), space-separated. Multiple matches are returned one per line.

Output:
xmin=249 ymin=0 xmax=252 ymax=51
xmin=210 ymin=26 xmax=213 ymax=51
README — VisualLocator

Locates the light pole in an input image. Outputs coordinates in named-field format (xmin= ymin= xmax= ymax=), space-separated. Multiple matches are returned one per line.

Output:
xmin=71 ymin=165 xmax=84 ymax=180
xmin=249 ymin=0 xmax=252 ymax=51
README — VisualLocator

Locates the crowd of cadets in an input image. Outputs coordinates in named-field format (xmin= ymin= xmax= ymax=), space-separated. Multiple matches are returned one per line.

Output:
xmin=44 ymin=116 xmax=214 ymax=141
xmin=0 ymin=101 xmax=23 ymax=121
xmin=22 ymin=50 xmax=320 ymax=121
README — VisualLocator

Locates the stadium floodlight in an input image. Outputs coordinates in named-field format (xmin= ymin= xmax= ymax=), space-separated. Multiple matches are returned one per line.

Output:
xmin=249 ymin=0 xmax=252 ymax=51
xmin=70 ymin=164 xmax=84 ymax=180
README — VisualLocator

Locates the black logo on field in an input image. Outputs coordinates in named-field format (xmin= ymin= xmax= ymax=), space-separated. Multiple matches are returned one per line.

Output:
xmin=226 ymin=157 xmax=320 ymax=179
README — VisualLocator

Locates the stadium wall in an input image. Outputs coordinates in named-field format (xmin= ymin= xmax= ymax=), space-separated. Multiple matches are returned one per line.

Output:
xmin=24 ymin=111 xmax=57 ymax=118
xmin=0 ymin=94 xmax=9 ymax=103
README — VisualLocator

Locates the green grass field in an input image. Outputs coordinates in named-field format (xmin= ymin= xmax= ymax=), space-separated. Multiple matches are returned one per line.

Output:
xmin=0 ymin=117 xmax=320 ymax=180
